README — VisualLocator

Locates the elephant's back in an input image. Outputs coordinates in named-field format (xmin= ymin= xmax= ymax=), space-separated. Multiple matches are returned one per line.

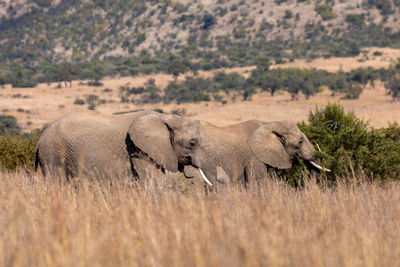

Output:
xmin=36 ymin=111 xmax=149 ymax=176
xmin=43 ymin=110 xmax=150 ymax=138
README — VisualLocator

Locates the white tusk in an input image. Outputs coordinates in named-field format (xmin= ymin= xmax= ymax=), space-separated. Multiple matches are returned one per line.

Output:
xmin=315 ymin=143 xmax=322 ymax=152
xmin=199 ymin=168 xmax=213 ymax=186
xmin=310 ymin=161 xmax=331 ymax=172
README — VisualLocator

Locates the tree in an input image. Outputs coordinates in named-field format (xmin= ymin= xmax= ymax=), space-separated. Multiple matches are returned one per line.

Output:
xmin=202 ymin=13 xmax=216 ymax=30
xmin=51 ymin=62 xmax=80 ymax=87
xmin=84 ymin=62 xmax=106 ymax=86
xmin=0 ymin=115 xmax=20 ymax=136
xmin=286 ymin=74 xmax=315 ymax=101
xmin=242 ymin=78 xmax=256 ymax=101
xmin=341 ymin=83 xmax=363 ymax=99
xmin=255 ymin=56 xmax=271 ymax=72
xmin=10 ymin=64 xmax=37 ymax=88
xmin=328 ymin=71 xmax=348 ymax=96
xmin=141 ymin=78 xmax=162 ymax=104
xmin=385 ymin=73 xmax=400 ymax=101
xmin=33 ymin=0 xmax=53 ymax=7
xmin=166 ymin=55 xmax=188 ymax=82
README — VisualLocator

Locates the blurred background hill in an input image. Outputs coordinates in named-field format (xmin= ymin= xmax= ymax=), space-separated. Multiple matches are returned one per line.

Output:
xmin=1 ymin=0 xmax=400 ymax=85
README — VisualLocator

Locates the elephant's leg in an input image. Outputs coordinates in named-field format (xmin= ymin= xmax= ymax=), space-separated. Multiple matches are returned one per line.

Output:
xmin=131 ymin=158 xmax=166 ymax=182
xmin=245 ymin=159 xmax=269 ymax=184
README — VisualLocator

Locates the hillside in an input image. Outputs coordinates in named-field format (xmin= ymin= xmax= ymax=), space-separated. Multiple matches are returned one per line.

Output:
xmin=1 ymin=0 xmax=400 ymax=69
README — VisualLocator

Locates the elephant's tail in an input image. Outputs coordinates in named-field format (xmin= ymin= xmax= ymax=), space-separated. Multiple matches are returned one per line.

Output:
xmin=34 ymin=147 xmax=40 ymax=172
xmin=34 ymin=146 xmax=47 ymax=176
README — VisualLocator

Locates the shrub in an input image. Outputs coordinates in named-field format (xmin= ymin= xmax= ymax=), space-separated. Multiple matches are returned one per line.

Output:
xmin=0 ymin=129 xmax=42 ymax=171
xmin=213 ymin=72 xmax=246 ymax=93
xmin=281 ymin=103 xmax=400 ymax=184
xmin=315 ymin=4 xmax=336 ymax=20
xmin=166 ymin=55 xmax=189 ymax=81
xmin=365 ymin=0 xmax=393 ymax=15
xmin=284 ymin=10 xmax=293 ymax=19
xmin=373 ymin=51 xmax=383 ymax=56
xmin=163 ymin=77 xmax=212 ymax=104
xmin=11 ymin=79 xmax=37 ymax=88
xmin=85 ymin=94 xmax=99 ymax=104
xmin=33 ymin=0 xmax=53 ymax=7
xmin=0 ymin=115 xmax=21 ymax=136
xmin=341 ymin=83 xmax=363 ymax=99
xmin=87 ymin=81 xmax=104 ymax=87
xmin=202 ymin=13 xmax=216 ymax=30
xmin=385 ymin=73 xmax=400 ymax=101
xmin=140 ymin=78 xmax=162 ymax=104
xmin=88 ymin=103 xmax=96 ymax=110
xmin=74 ymin=98 xmax=85 ymax=105
xmin=346 ymin=14 xmax=365 ymax=27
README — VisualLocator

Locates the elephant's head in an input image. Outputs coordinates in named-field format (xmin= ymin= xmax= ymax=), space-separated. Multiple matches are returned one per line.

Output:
xmin=126 ymin=112 xmax=217 ymax=185
xmin=248 ymin=121 xmax=329 ymax=171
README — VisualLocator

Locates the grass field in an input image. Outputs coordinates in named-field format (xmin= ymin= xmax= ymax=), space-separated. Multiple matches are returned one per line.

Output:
xmin=1 ymin=171 xmax=400 ymax=266
xmin=1 ymin=47 xmax=400 ymax=266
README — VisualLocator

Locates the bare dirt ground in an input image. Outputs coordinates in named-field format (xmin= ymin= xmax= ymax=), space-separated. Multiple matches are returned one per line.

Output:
xmin=1 ymin=47 xmax=400 ymax=131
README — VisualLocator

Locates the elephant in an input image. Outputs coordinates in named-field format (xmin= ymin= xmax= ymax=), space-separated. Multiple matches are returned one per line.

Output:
xmin=183 ymin=119 xmax=329 ymax=185
xmin=34 ymin=110 xmax=217 ymax=184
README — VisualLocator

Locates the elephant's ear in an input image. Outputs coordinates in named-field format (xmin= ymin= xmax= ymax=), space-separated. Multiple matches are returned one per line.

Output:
xmin=248 ymin=125 xmax=292 ymax=169
xmin=127 ymin=113 xmax=178 ymax=172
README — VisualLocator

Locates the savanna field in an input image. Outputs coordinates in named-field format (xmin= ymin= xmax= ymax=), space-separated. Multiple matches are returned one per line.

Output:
xmin=2 ymin=72 xmax=400 ymax=265
xmin=2 ymin=172 xmax=400 ymax=266
xmin=2 ymin=0 xmax=400 ymax=265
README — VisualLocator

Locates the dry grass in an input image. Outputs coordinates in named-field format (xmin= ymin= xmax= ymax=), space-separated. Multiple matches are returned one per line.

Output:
xmin=1 ymin=171 xmax=400 ymax=266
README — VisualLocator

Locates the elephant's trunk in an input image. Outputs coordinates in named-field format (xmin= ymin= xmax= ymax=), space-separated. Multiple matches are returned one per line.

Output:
xmin=297 ymin=134 xmax=330 ymax=172
xmin=188 ymin=147 xmax=218 ymax=186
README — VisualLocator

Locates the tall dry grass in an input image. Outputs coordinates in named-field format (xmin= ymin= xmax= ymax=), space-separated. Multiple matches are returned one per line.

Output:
xmin=1 ymin=171 xmax=400 ymax=266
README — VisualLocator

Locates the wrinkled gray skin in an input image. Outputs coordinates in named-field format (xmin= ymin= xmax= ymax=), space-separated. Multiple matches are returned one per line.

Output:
xmin=184 ymin=120 xmax=318 ymax=185
xmin=34 ymin=110 xmax=217 ymax=182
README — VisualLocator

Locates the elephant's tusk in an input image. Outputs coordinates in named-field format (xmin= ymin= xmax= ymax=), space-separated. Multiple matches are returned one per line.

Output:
xmin=310 ymin=161 xmax=331 ymax=172
xmin=199 ymin=168 xmax=213 ymax=186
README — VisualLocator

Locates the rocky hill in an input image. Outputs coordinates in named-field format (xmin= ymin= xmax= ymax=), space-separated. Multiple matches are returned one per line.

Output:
xmin=1 ymin=0 xmax=400 ymax=88
xmin=1 ymin=0 xmax=400 ymax=64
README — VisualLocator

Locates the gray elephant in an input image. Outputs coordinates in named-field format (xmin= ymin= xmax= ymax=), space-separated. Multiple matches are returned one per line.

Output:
xmin=34 ymin=110 xmax=217 ymax=184
xmin=184 ymin=120 xmax=329 ymax=185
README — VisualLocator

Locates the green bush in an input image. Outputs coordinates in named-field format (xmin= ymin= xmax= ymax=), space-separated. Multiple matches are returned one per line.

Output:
xmin=74 ymin=98 xmax=85 ymax=105
xmin=341 ymin=83 xmax=363 ymax=99
xmin=0 ymin=130 xmax=41 ymax=171
xmin=202 ymin=13 xmax=216 ymax=30
xmin=385 ymin=73 xmax=400 ymax=100
xmin=365 ymin=0 xmax=393 ymax=15
xmin=87 ymin=81 xmax=104 ymax=87
xmin=139 ymin=78 xmax=162 ymax=104
xmin=280 ymin=103 xmax=400 ymax=185
xmin=85 ymin=94 xmax=99 ymax=104
xmin=11 ymin=79 xmax=37 ymax=88
xmin=164 ymin=78 xmax=212 ymax=104
xmin=315 ymin=4 xmax=336 ymax=20
xmin=88 ymin=103 xmax=96 ymax=110
xmin=0 ymin=115 xmax=21 ymax=136
xmin=346 ymin=14 xmax=365 ymax=27
xmin=213 ymin=72 xmax=246 ymax=93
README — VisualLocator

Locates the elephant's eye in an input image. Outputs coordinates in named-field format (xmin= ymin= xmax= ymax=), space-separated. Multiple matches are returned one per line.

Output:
xmin=297 ymin=138 xmax=303 ymax=148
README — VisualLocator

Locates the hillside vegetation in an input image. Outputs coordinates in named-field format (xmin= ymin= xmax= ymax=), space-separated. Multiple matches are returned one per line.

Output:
xmin=1 ymin=0 xmax=400 ymax=86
